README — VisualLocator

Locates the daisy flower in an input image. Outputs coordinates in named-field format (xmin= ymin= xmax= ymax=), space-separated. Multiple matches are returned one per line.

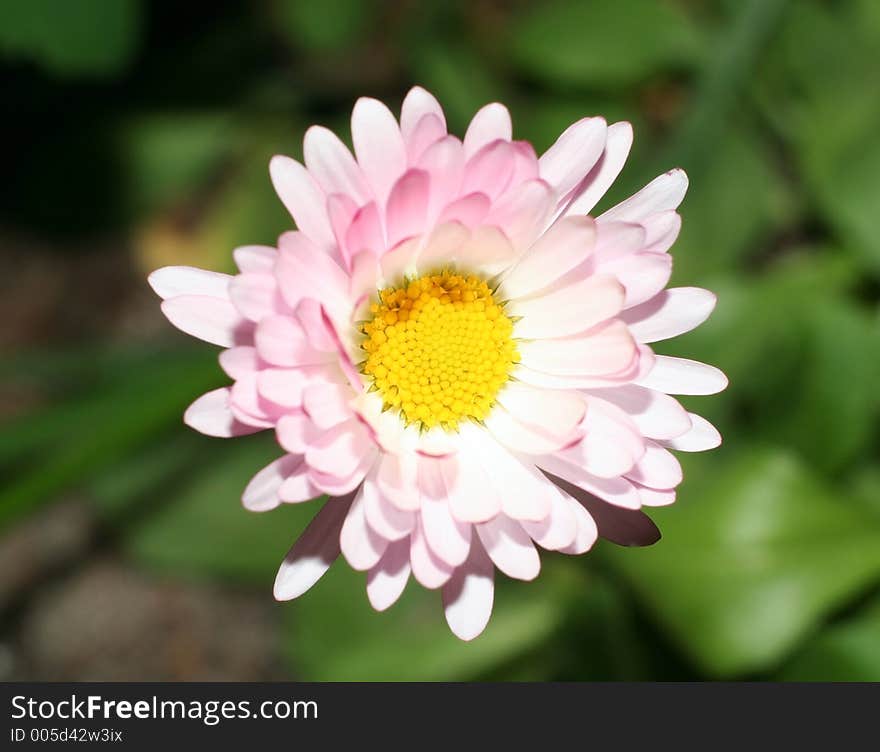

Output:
xmin=149 ymin=87 xmax=726 ymax=640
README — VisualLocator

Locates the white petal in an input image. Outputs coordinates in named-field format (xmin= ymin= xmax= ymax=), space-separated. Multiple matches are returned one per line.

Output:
xmin=600 ymin=168 xmax=688 ymax=223
xmin=486 ymin=383 xmax=585 ymax=455
xmin=622 ymin=287 xmax=717 ymax=343
xmin=442 ymin=538 xmax=495 ymax=641
xmin=518 ymin=319 xmax=636 ymax=377
xmin=557 ymin=497 xmax=598 ymax=554
xmin=410 ymin=515 xmax=453 ymax=589
xmin=521 ymin=488 xmax=578 ymax=551
xmin=274 ymin=495 xmax=354 ymax=600
xmin=340 ymin=488 xmax=389 ymax=571
xmin=636 ymin=355 xmax=728 ymax=395
xmin=626 ymin=441 xmax=683 ymax=489
xmin=509 ymin=274 xmax=624 ymax=339
xmin=362 ymin=475 xmax=414 ymax=542
xmin=660 ymin=413 xmax=721 ymax=452
xmin=589 ymin=384 xmax=691 ymax=440
xmin=366 ymin=539 xmax=411 ymax=611
xmin=477 ymin=515 xmax=540 ymax=581
xmin=161 ymin=295 xmax=249 ymax=347
xmin=148 ymin=266 xmax=231 ymax=300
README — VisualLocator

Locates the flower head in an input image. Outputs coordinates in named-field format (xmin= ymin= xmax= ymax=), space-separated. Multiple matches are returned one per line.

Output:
xmin=149 ymin=87 xmax=726 ymax=640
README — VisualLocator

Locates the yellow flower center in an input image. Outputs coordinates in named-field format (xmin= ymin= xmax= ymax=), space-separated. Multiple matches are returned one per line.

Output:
xmin=359 ymin=270 xmax=519 ymax=430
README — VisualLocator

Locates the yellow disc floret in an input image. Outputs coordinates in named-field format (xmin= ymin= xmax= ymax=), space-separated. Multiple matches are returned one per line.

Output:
xmin=359 ymin=270 xmax=519 ymax=431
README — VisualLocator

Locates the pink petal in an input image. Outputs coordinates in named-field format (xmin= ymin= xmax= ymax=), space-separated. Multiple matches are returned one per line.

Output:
xmin=160 ymin=295 xmax=250 ymax=348
xmin=601 ymin=251 xmax=672 ymax=308
xmin=438 ymin=192 xmax=491 ymax=227
xmin=417 ymin=135 xmax=465 ymax=221
xmin=275 ymin=231 xmax=350 ymax=318
xmin=233 ymin=245 xmax=277 ymax=274
xmin=219 ymin=346 xmax=259 ymax=379
xmin=340 ymin=488 xmax=389 ymax=571
xmin=302 ymin=381 xmax=353 ymax=429
xmin=183 ymin=387 xmax=263 ymax=438
xmin=366 ymin=538 xmax=411 ymax=611
xmin=385 ymin=169 xmax=430 ymax=247
xmin=274 ymin=494 xmax=354 ymax=600
xmin=476 ymin=515 xmax=540 ymax=581
xmin=441 ymin=451 xmax=502 ymax=524
xmin=521 ymin=486 xmax=578 ymax=551
xmin=403 ymin=113 xmax=447 ymax=163
xmin=278 ymin=461 xmax=321 ymax=503
xmin=269 ymin=155 xmax=335 ymax=248
xmin=400 ymin=86 xmax=446 ymax=141
xmin=228 ymin=272 xmax=280 ymax=321
xmin=242 ymin=454 xmax=304 ymax=512
xmin=306 ymin=419 xmax=374 ymax=478
xmin=303 ymin=124 xmax=371 ymax=205
xmin=462 ymin=140 xmax=516 ymax=200
xmin=500 ymin=215 xmax=597 ymax=300
xmin=539 ymin=116 xmax=607 ymax=200
xmin=351 ymin=97 xmax=407 ymax=204
xmin=345 ymin=201 xmax=385 ymax=258
xmin=442 ymin=538 xmax=495 ymax=641
xmin=276 ymin=411 xmax=319 ymax=454
xmin=486 ymin=178 xmax=555 ymax=250
xmin=148 ymin=266 xmax=231 ymax=300
xmin=563 ymin=121 xmax=633 ymax=217
xmin=254 ymin=314 xmax=327 ymax=367
xmin=463 ymin=102 xmax=512 ymax=157
xmin=636 ymin=355 xmax=729 ymax=395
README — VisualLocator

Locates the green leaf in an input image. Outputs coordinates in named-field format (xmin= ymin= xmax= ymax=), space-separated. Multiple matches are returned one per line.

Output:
xmin=0 ymin=350 xmax=218 ymax=528
xmin=756 ymin=0 xmax=880 ymax=273
xmin=763 ymin=301 xmax=880 ymax=473
xmin=0 ymin=0 xmax=142 ymax=78
xmin=285 ymin=558 xmax=574 ymax=681
xmin=603 ymin=447 xmax=880 ymax=677
xmin=670 ymin=126 xmax=796 ymax=283
xmin=509 ymin=0 xmax=703 ymax=90
xmin=124 ymin=437 xmax=316 ymax=583
xmin=778 ymin=597 xmax=880 ymax=681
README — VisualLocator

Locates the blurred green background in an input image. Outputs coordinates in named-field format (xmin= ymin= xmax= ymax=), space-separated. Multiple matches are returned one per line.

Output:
xmin=2 ymin=0 xmax=880 ymax=681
